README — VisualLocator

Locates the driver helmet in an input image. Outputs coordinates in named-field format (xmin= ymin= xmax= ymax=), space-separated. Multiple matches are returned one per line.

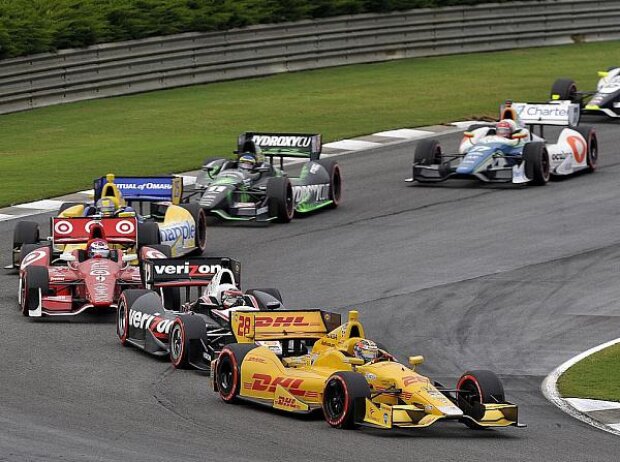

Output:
xmin=87 ymin=239 xmax=110 ymax=259
xmin=96 ymin=198 xmax=116 ymax=217
xmin=238 ymin=154 xmax=257 ymax=171
xmin=496 ymin=119 xmax=517 ymax=139
xmin=353 ymin=339 xmax=379 ymax=363
xmin=218 ymin=283 xmax=243 ymax=307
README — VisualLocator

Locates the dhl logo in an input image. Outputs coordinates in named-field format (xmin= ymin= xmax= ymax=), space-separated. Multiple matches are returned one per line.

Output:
xmin=255 ymin=316 xmax=311 ymax=328
xmin=275 ymin=396 xmax=300 ymax=409
xmin=248 ymin=373 xmax=306 ymax=397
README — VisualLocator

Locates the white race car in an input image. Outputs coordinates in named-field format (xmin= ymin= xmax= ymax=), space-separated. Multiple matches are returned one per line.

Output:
xmin=551 ymin=67 xmax=620 ymax=118
xmin=408 ymin=101 xmax=598 ymax=186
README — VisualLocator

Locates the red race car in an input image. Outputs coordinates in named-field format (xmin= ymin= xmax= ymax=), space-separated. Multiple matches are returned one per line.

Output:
xmin=18 ymin=216 xmax=168 ymax=318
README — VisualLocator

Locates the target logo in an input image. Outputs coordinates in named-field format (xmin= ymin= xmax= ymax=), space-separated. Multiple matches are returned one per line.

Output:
xmin=20 ymin=249 xmax=47 ymax=269
xmin=115 ymin=220 xmax=135 ymax=235
xmin=54 ymin=220 xmax=74 ymax=235
xmin=144 ymin=249 xmax=166 ymax=259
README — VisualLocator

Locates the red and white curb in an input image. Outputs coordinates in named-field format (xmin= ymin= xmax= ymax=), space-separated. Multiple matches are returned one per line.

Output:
xmin=0 ymin=122 xmax=476 ymax=223
xmin=541 ymin=338 xmax=620 ymax=436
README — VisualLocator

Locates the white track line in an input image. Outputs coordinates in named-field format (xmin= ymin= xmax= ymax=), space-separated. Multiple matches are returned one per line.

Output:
xmin=13 ymin=199 xmax=64 ymax=210
xmin=541 ymin=337 xmax=620 ymax=436
xmin=374 ymin=129 xmax=432 ymax=139
xmin=323 ymin=139 xmax=382 ymax=151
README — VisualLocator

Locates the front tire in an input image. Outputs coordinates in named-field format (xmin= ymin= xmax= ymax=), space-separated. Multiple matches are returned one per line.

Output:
xmin=457 ymin=370 xmax=505 ymax=429
xmin=414 ymin=139 xmax=442 ymax=166
xmin=523 ymin=142 xmax=550 ymax=186
xmin=316 ymin=159 xmax=342 ymax=208
xmin=169 ymin=315 xmax=208 ymax=369
xmin=215 ymin=344 xmax=258 ymax=402
xmin=179 ymin=203 xmax=208 ymax=255
xmin=117 ymin=289 xmax=152 ymax=345
xmin=20 ymin=266 xmax=49 ymax=317
xmin=322 ymin=372 xmax=371 ymax=429
xmin=266 ymin=177 xmax=294 ymax=223
xmin=573 ymin=126 xmax=598 ymax=172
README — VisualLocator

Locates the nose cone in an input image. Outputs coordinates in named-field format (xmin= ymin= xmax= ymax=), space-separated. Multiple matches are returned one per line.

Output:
xmin=80 ymin=260 xmax=119 ymax=307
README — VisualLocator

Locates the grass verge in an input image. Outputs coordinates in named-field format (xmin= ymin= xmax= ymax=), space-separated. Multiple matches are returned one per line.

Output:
xmin=558 ymin=343 xmax=620 ymax=402
xmin=0 ymin=41 xmax=617 ymax=206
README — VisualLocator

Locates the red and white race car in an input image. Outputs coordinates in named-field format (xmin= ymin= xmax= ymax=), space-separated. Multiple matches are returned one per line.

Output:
xmin=18 ymin=217 xmax=168 ymax=318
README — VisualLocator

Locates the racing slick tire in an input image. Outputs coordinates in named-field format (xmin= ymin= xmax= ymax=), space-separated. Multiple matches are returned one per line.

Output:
xmin=14 ymin=221 xmax=39 ymax=248
xmin=456 ymin=370 xmax=505 ymax=429
xmin=322 ymin=371 xmax=371 ymax=429
xmin=215 ymin=344 xmax=258 ymax=403
xmin=316 ymin=159 xmax=342 ymax=209
xmin=266 ymin=177 xmax=294 ymax=223
xmin=117 ymin=289 xmax=152 ymax=345
xmin=138 ymin=222 xmax=161 ymax=247
xmin=523 ymin=142 xmax=550 ymax=186
xmin=179 ymin=203 xmax=208 ymax=255
xmin=573 ymin=126 xmax=598 ymax=173
xmin=20 ymin=266 xmax=49 ymax=317
xmin=58 ymin=202 xmax=85 ymax=215
xmin=169 ymin=315 xmax=208 ymax=369
xmin=414 ymin=139 xmax=442 ymax=166
xmin=550 ymin=78 xmax=580 ymax=104
xmin=245 ymin=288 xmax=283 ymax=310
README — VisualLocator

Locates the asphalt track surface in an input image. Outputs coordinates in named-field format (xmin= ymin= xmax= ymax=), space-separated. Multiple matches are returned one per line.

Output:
xmin=2 ymin=117 xmax=620 ymax=461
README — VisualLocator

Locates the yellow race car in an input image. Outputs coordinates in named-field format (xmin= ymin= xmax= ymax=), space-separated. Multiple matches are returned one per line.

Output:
xmin=212 ymin=310 xmax=523 ymax=430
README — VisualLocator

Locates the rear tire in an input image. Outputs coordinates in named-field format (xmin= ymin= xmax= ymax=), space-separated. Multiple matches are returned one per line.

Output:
xmin=457 ymin=370 xmax=505 ymax=429
xmin=550 ymin=78 xmax=579 ymax=104
xmin=322 ymin=372 xmax=371 ymax=429
xmin=14 ymin=221 xmax=39 ymax=248
xmin=179 ymin=203 xmax=208 ymax=255
xmin=266 ymin=177 xmax=294 ymax=223
xmin=316 ymin=159 xmax=342 ymax=208
xmin=20 ymin=266 xmax=49 ymax=317
xmin=573 ymin=126 xmax=598 ymax=172
xmin=216 ymin=344 xmax=258 ymax=402
xmin=414 ymin=139 xmax=442 ymax=166
xmin=138 ymin=222 xmax=160 ymax=247
xmin=523 ymin=142 xmax=550 ymax=186
xmin=117 ymin=289 xmax=152 ymax=345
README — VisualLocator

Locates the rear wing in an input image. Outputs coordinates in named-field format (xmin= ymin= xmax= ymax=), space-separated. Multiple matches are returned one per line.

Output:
xmin=230 ymin=309 xmax=341 ymax=342
xmin=52 ymin=217 xmax=137 ymax=245
xmin=142 ymin=257 xmax=241 ymax=288
xmin=238 ymin=132 xmax=322 ymax=161
xmin=94 ymin=176 xmax=183 ymax=204
xmin=502 ymin=101 xmax=580 ymax=127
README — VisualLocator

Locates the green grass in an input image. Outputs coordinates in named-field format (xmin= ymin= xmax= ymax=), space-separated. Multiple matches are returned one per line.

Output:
xmin=558 ymin=343 xmax=620 ymax=402
xmin=0 ymin=41 xmax=618 ymax=207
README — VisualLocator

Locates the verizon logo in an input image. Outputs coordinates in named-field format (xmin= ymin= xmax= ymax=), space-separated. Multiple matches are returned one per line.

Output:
xmin=153 ymin=263 xmax=222 ymax=276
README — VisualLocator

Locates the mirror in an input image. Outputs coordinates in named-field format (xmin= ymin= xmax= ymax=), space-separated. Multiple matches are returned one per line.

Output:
xmin=266 ymin=301 xmax=280 ymax=310
xmin=60 ymin=253 xmax=76 ymax=262
xmin=598 ymin=71 xmax=609 ymax=78
xmin=408 ymin=355 xmax=425 ymax=367
xmin=122 ymin=254 xmax=138 ymax=263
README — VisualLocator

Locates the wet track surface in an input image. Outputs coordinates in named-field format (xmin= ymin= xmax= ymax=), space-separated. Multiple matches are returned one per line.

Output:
xmin=1 ymin=117 xmax=620 ymax=461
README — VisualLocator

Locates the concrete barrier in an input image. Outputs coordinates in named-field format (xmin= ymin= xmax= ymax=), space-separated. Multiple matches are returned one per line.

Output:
xmin=1 ymin=0 xmax=619 ymax=114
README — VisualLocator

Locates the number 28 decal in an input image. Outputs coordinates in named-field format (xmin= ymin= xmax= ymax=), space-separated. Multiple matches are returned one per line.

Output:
xmin=237 ymin=315 xmax=251 ymax=336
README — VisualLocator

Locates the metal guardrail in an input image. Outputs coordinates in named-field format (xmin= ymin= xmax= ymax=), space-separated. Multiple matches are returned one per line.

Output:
xmin=0 ymin=0 xmax=619 ymax=114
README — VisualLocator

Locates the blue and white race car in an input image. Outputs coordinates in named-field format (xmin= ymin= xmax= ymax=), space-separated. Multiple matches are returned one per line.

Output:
xmin=407 ymin=101 xmax=598 ymax=186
